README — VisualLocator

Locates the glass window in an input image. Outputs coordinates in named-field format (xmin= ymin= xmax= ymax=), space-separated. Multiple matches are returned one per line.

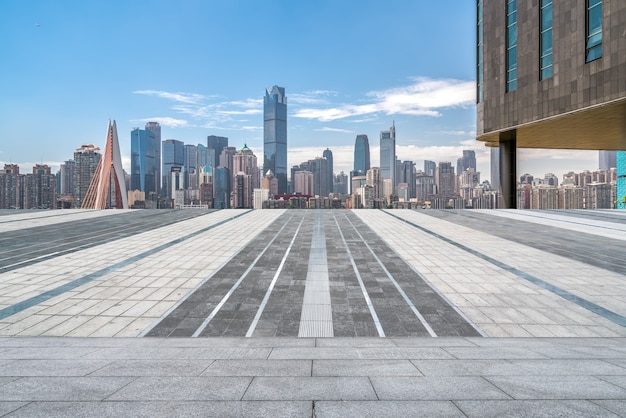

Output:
xmin=586 ymin=0 xmax=602 ymax=62
xmin=506 ymin=0 xmax=517 ymax=92
xmin=540 ymin=0 xmax=553 ymax=80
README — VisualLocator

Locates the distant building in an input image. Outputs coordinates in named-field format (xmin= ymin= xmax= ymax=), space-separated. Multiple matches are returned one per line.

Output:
xmin=264 ymin=86 xmax=288 ymax=194
xmin=599 ymin=150 xmax=617 ymax=170
xmin=0 ymin=164 xmax=22 ymax=209
xmin=380 ymin=122 xmax=396 ymax=190
xmin=144 ymin=122 xmax=162 ymax=195
xmin=73 ymin=144 xmax=101 ymax=208
xmin=25 ymin=164 xmax=56 ymax=209
xmin=423 ymin=160 xmax=436 ymax=177
xmin=207 ymin=135 xmax=228 ymax=169
xmin=162 ymin=139 xmax=184 ymax=199
xmin=436 ymin=162 xmax=455 ymax=197
xmin=353 ymin=134 xmax=371 ymax=176
xmin=130 ymin=128 xmax=158 ymax=197
xmin=323 ymin=148 xmax=334 ymax=195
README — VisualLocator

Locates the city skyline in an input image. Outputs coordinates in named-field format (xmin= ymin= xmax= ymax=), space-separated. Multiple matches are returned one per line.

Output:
xmin=0 ymin=1 xmax=601 ymax=181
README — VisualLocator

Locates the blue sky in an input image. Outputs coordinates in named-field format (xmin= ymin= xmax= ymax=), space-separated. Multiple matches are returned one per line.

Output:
xmin=0 ymin=0 xmax=597 ymax=181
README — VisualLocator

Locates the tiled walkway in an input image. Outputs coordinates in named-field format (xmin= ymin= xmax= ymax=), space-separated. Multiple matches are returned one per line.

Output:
xmin=0 ymin=208 xmax=625 ymax=415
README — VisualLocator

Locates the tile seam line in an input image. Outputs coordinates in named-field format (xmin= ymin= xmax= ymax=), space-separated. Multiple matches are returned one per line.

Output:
xmin=246 ymin=213 xmax=307 ymax=337
xmin=383 ymin=210 xmax=626 ymax=328
xmin=192 ymin=212 xmax=297 ymax=337
xmin=352 ymin=210 xmax=486 ymax=338
xmin=332 ymin=212 xmax=385 ymax=338
xmin=0 ymin=210 xmax=253 ymax=321
xmin=344 ymin=212 xmax=437 ymax=337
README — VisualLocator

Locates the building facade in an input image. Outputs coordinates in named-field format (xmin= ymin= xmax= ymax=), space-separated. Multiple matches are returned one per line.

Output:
xmin=144 ymin=122 xmax=161 ymax=196
xmin=476 ymin=0 xmax=626 ymax=208
xmin=130 ymin=128 xmax=158 ymax=197
xmin=263 ymin=86 xmax=288 ymax=194
xmin=380 ymin=122 xmax=396 ymax=190
xmin=161 ymin=139 xmax=184 ymax=199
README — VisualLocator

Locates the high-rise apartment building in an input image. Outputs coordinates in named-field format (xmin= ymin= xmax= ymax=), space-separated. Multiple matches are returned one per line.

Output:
xmin=73 ymin=145 xmax=101 ymax=208
xmin=130 ymin=128 xmax=158 ymax=196
xmin=366 ymin=167 xmax=383 ymax=199
xmin=477 ymin=0 xmax=626 ymax=207
xmin=144 ymin=122 xmax=161 ymax=195
xmin=0 ymin=164 xmax=22 ymax=209
xmin=232 ymin=144 xmax=259 ymax=208
xmin=380 ymin=122 xmax=396 ymax=190
xmin=398 ymin=161 xmax=416 ymax=199
xmin=263 ymin=86 xmax=288 ymax=194
xmin=162 ymin=139 xmax=184 ymax=198
xmin=25 ymin=165 xmax=56 ymax=209
xmin=59 ymin=159 xmax=75 ymax=197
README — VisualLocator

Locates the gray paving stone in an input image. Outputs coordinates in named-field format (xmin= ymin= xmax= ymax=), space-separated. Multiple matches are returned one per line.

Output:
xmin=0 ymin=377 xmax=134 ymax=401
xmin=314 ymin=337 xmax=397 ymax=347
xmin=357 ymin=347 xmax=455 ymax=360
xmin=392 ymin=337 xmax=477 ymax=347
xmin=268 ymin=347 xmax=360 ymax=360
xmin=598 ymin=375 xmax=626 ymax=390
xmin=592 ymin=400 xmax=626 ymax=416
xmin=313 ymin=359 xmax=422 ymax=376
xmin=0 ymin=402 xmax=27 ymax=416
xmin=485 ymin=375 xmax=626 ymax=399
xmin=90 ymin=359 xmax=214 ymax=376
xmin=243 ymin=376 xmax=377 ymax=400
xmin=0 ymin=359 xmax=111 ymax=377
xmin=314 ymin=400 xmax=465 ymax=417
xmin=444 ymin=346 xmax=549 ymax=360
xmin=108 ymin=376 xmax=252 ymax=401
xmin=5 ymin=400 xmax=312 ymax=418
xmin=370 ymin=376 xmax=510 ymax=400
xmin=456 ymin=400 xmax=621 ymax=418
xmin=0 ymin=347 xmax=99 ymax=359
xmin=202 ymin=359 xmax=311 ymax=376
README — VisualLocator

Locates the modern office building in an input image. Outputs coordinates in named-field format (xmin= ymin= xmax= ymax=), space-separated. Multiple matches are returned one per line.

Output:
xmin=232 ymin=144 xmax=259 ymax=209
xmin=398 ymin=160 xmax=417 ymax=199
xmin=130 ymin=128 xmax=158 ymax=197
xmin=263 ymin=86 xmax=288 ymax=194
xmin=476 ymin=0 xmax=626 ymax=208
xmin=184 ymin=144 xmax=198 ymax=190
xmin=323 ymin=148 xmax=334 ymax=194
xmin=380 ymin=122 xmax=396 ymax=190
xmin=144 ymin=122 xmax=161 ymax=195
xmin=424 ymin=160 xmax=436 ymax=178
xmin=457 ymin=150 xmax=477 ymax=175
xmin=162 ymin=139 xmax=184 ymax=199
xmin=213 ymin=167 xmax=230 ymax=209
xmin=436 ymin=162 xmax=456 ymax=198
xmin=207 ymin=135 xmax=228 ymax=169
xmin=353 ymin=134 xmax=371 ymax=176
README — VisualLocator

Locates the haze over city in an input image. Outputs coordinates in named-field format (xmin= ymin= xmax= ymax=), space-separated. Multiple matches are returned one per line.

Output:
xmin=1 ymin=1 xmax=599 ymax=180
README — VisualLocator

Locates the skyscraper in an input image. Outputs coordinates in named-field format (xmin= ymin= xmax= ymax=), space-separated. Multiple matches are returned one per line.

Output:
xmin=380 ymin=122 xmax=396 ymax=189
xmin=130 ymin=128 xmax=158 ymax=196
xmin=353 ymin=135 xmax=370 ymax=176
xmin=457 ymin=150 xmax=477 ymax=174
xmin=232 ymin=144 xmax=259 ymax=208
xmin=436 ymin=162 xmax=455 ymax=197
xmin=162 ymin=139 xmax=184 ymax=199
xmin=144 ymin=122 xmax=161 ymax=195
xmin=263 ymin=86 xmax=287 ymax=194
xmin=184 ymin=144 xmax=198 ymax=190
xmin=323 ymin=148 xmax=334 ymax=195
xmin=207 ymin=135 xmax=228 ymax=168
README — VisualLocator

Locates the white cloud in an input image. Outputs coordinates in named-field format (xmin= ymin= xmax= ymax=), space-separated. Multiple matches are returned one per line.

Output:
xmin=315 ymin=127 xmax=354 ymax=133
xmin=133 ymin=117 xmax=188 ymax=128
xmin=133 ymin=90 xmax=205 ymax=104
xmin=293 ymin=77 xmax=475 ymax=122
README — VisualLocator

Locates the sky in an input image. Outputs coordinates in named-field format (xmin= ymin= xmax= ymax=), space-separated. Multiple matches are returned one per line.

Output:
xmin=0 ymin=0 xmax=599 ymax=182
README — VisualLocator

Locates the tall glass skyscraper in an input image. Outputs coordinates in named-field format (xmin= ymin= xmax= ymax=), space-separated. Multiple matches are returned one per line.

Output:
xmin=353 ymin=135 xmax=370 ymax=176
xmin=380 ymin=122 xmax=396 ymax=189
xmin=144 ymin=122 xmax=161 ymax=195
xmin=130 ymin=128 xmax=158 ymax=196
xmin=263 ymin=86 xmax=287 ymax=194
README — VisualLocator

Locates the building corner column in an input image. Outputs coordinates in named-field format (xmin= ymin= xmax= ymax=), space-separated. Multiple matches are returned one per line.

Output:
xmin=499 ymin=130 xmax=517 ymax=209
